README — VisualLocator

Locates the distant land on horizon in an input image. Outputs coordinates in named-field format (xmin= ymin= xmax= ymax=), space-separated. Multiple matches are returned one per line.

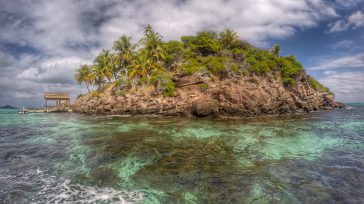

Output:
xmin=345 ymin=103 xmax=364 ymax=106
xmin=0 ymin=105 xmax=18 ymax=109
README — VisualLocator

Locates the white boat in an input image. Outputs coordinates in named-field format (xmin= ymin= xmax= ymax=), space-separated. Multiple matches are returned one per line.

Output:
xmin=18 ymin=107 xmax=29 ymax=114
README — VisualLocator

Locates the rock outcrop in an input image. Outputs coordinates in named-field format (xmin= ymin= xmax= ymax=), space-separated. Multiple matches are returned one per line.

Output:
xmin=72 ymin=73 xmax=344 ymax=118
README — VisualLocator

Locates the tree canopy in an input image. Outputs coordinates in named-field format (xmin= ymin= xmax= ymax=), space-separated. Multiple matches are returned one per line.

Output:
xmin=75 ymin=26 xmax=330 ymax=97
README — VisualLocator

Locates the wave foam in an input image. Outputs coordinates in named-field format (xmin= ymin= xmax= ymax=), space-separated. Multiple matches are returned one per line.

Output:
xmin=2 ymin=168 xmax=144 ymax=204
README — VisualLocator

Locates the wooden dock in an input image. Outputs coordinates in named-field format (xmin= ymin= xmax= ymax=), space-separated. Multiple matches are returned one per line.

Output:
xmin=44 ymin=93 xmax=71 ymax=112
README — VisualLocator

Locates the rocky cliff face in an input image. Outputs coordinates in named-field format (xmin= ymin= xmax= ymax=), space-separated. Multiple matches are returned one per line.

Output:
xmin=72 ymin=73 xmax=344 ymax=118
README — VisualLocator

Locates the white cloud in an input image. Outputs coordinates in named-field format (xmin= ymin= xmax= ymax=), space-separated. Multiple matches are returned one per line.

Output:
xmin=328 ymin=20 xmax=350 ymax=32
xmin=335 ymin=0 xmax=362 ymax=7
xmin=16 ymin=67 xmax=39 ymax=79
xmin=320 ymin=72 xmax=364 ymax=102
xmin=323 ymin=70 xmax=338 ymax=75
xmin=329 ymin=40 xmax=354 ymax=49
xmin=1 ymin=0 xmax=338 ymax=52
xmin=328 ymin=10 xmax=364 ymax=32
xmin=16 ymin=57 xmax=90 ymax=84
xmin=310 ymin=52 xmax=364 ymax=70
xmin=348 ymin=11 xmax=364 ymax=27
xmin=0 ymin=50 xmax=90 ymax=107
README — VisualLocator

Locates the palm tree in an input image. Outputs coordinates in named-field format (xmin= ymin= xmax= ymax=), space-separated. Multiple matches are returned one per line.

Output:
xmin=93 ymin=50 xmax=113 ymax=85
xmin=113 ymin=34 xmax=136 ymax=78
xmin=150 ymin=43 xmax=166 ymax=62
xmin=75 ymin=64 xmax=93 ymax=93
xmin=144 ymin=24 xmax=153 ymax=35
xmin=219 ymin=29 xmax=239 ymax=49
xmin=129 ymin=51 xmax=158 ymax=79
xmin=271 ymin=44 xmax=281 ymax=57
xmin=140 ymin=25 xmax=166 ymax=62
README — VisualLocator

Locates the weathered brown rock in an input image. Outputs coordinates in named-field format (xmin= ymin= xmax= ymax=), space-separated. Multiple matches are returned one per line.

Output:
xmin=191 ymin=99 xmax=219 ymax=117
xmin=72 ymin=74 xmax=344 ymax=118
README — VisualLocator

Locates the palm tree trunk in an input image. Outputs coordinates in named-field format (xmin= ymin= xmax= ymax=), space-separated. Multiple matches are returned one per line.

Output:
xmin=86 ymin=84 xmax=91 ymax=93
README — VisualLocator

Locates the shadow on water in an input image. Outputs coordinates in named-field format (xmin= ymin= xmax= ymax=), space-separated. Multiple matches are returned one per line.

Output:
xmin=84 ymin=128 xmax=257 ymax=203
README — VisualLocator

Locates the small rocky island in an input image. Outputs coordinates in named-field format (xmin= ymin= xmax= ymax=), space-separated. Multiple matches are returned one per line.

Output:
xmin=73 ymin=26 xmax=344 ymax=117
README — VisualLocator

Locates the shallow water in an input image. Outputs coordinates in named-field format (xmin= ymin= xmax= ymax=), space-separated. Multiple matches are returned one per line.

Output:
xmin=0 ymin=106 xmax=363 ymax=203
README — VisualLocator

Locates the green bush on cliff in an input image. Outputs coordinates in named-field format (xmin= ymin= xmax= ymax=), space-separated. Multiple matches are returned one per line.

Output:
xmin=180 ymin=58 xmax=204 ymax=75
xmin=278 ymin=55 xmax=303 ymax=80
xmin=283 ymin=77 xmax=297 ymax=87
xmin=309 ymin=76 xmax=331 ymax=93
xmin=231 ymin=63 xmax=241 ymax=74
xmin=91 ymin=90 xmax=101 ymax=98
xmin=203 ymin=56 xmax=225 ymax=75
xmin=232 ymin=48 xmax=245 ymax=61
xmin=150 ymin=70 xmax=176 ymax=96
xmin=189 ymin=31 xmax=220 ymax=56
xmin=245 ymin=48 xmax=277 ymax=76
xmin=161 ymin=77 xmax=175 ymax=97
xmin=198 ymin=83 xmax=209 ymax=90
xmin=164 ymin=40 xmax=184 ymax=54
xmin=242 ymin=69 xmax=249 ymax=76
xmin=163 ymin=40 xmax=184 ymax=68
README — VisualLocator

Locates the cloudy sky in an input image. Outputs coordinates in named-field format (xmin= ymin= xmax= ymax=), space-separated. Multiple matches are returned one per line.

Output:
xmin=0 ymin=0 xmax=363 ymax=107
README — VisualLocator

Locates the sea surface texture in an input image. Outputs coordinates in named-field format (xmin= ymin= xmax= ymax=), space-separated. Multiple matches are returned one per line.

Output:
xmin=0 ymin=105 xmax=363 ymax=203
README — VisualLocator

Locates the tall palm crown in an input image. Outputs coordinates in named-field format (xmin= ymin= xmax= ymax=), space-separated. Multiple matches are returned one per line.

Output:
xmin=113 ymin=35 xmax=136 ymax=78
xmin=75 ymin=64 xmax=93 ymax=92
xmin=220 ymin=29 xmax=239 ymax=49
xmin=141 ymin=25 xmax=166 ymax=62
xmin=129 ymin=51 xmax=158 ymax=78
xmin=271 ymin=44 xmax=281 ymax=57
xmin=93 ymin=50 xmax=114 ymax=84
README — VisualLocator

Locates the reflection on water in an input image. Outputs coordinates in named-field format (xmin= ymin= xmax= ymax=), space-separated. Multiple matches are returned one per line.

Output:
xmin=0 ymin=107 xmax=363 ymax=203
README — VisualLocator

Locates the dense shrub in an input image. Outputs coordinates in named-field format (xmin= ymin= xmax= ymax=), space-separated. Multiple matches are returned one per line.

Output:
xmin=242 ymin=69 xmax=249 ymax=76
xmin=161 ymin=77 xmax=175 ymax=97
xmin=91 ymin=90 xmax=101 ymax=98
xmin=278 ymin=55 xmax=303 ymax=79
xmin=245 ymin=48 xmax=277 ymax=76
xmin=115 ymin=78 xmax=125 ymax=86
xmin=149 ymin=70 xmax=176 ymax=96
xmin=231 ymin=63 xmax=241 ymax=74
xmin=232 ymin=48 xmax=245 ymax=61
xmin=164 ymin=54 xmax=174 ymax=67
xmin=232 ymin=40 xmax=252 ymax=50
xmin=309 ymin=76 xmax=331 ymax=93
xmin=164 ymin=40 xmax=184 ymax=54
xmin=203 ymin=56 xmax=225 ymax=75
xmin=181 ymin=35 xmax=197 ymax=47
xmin=194 ymin=31 xmax=220 ymax=55
xmin=283 ymin=77 xmax=297 ymax=87
xmin=180 ymin=58 xmax=204 ymax=75
xmin=198 ymin=83 xmax=209 ymax=90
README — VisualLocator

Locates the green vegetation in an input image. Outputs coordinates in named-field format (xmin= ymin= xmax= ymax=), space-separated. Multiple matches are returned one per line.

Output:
xmin=91 ymin=90 xmax=101 ymax=98
xmin=309 ymin=76 xmax=331 ymax=93
xmin=198 ymin=83 xmax=209 ymax=90
xmin=75 ymin=25 xmax=329 ymax=96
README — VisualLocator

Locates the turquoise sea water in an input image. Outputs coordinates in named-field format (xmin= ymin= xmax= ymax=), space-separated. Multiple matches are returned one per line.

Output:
xmin=0 ymin=106 xmax=363 ymax=203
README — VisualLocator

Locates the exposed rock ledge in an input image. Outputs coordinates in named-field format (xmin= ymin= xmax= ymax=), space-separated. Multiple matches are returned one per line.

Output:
xmin=72 ymin=73 xmax=344 ymax=118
